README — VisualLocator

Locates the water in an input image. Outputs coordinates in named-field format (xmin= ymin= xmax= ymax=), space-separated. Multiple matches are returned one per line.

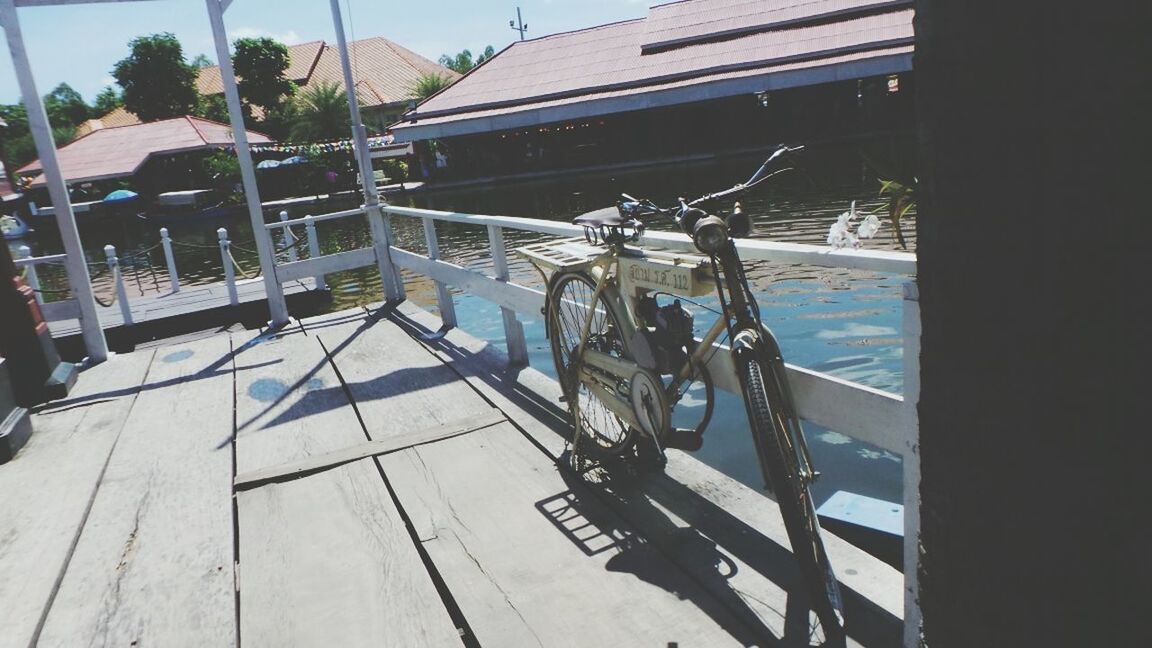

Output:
xmin=10 ymin=151 xmax=914 ymax=516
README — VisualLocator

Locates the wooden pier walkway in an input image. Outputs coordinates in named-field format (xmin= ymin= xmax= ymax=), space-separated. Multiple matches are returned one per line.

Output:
xmin=41 ymin=277 xmax=319 ymax=339
xmin=0 ymin=303 xmax=902 ymax=647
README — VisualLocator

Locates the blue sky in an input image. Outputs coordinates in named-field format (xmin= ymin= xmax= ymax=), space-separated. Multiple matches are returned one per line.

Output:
xmin=0 ymin=0 xmax=649 ymax=105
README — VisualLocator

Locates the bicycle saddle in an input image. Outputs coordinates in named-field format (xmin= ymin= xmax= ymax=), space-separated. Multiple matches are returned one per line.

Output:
xmin=573 ymin=206 xmax=627 ymax=228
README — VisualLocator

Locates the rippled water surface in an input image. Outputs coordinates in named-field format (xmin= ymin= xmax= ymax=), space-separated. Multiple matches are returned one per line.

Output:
xmin=12 ymin=152 xmax=915 ymax=518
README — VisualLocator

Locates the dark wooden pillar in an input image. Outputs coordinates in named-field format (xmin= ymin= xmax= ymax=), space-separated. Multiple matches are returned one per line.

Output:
xmin=914 ymin=2 xmax=1152 ymax=645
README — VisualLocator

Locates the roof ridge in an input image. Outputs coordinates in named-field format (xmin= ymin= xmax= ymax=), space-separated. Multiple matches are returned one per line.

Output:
xmin=184 ymin=114 xmax=209 ymax=144
xmin=515 ymin=16 xmax=646 ymax=44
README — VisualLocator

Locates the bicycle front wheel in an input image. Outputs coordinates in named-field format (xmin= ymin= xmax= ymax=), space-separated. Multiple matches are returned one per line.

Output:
xmin=738 ymin=353 xmax=845 ymax=638
xmin=548 ymin=272 xmax=636 ymax=456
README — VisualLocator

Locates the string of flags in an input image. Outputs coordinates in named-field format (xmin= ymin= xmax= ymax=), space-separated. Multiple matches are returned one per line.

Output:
xmin=244 ymin=136 xmax=394 ymax=155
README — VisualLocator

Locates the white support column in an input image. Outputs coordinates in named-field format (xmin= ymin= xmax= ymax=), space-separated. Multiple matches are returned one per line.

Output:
xmin=487 ymin=224 xmax=528 ymax=367
xmin=1 ymin=0 xmax=108 ymax=362
xmin=17 ymin=245 xmax=42 ymax=304
xmin=205 ymin=0 xmax=288 ymax=325
xmin=304 ymin=215 xmax=327 ymax=291
xmin=279 ymin=211 xmax=298 ymax=263
xmin=219 ymin=227 xmax=239 ymax=306
xmin=103 ymin=244 xmax=133 ymax=326
xmin=328 ymin=0 xmax=404 ymax=302
xmin=421 ymin=217 xmax=457 ymax=328
xmin=902 ymin=280 xmax=922 ymax=646
xmin=160 ymin=227 xmax=180 ymax=293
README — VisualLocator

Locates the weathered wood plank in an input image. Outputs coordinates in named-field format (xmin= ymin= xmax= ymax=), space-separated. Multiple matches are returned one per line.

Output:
xmin=234 ymin=409 xmax=505 ymax=489
xmin=0 ymin=351 xmax=155 ymax=648
xmin=36 ymin=335 xmax=237 ymax=647
xmin=231 ymin=321 xmax=461 ymax=647
xmin=316 ymin=313 xmax=494 ymax=440
xmin=381 ymin=422 xmax=763 ymax=647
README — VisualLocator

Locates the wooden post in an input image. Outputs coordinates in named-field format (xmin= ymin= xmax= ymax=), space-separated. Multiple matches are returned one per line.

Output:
xmin=17 ymin=246 xmax=41 ymax=304
xmin=218 ymin=228 xmax=239 ymax=306
xmin=160 ymin=227 xmax=180 ymax=293
xmin=421 ymin=217 xmax=457 ymax=328
xmin=327 ymin=0 xmax=404 ymax=302
xmin=0 ymin=0 xmax=108 ymax=362
xmin=902 ymin=280 xmax=921 ymax=645
xmin=304 ymin=215 xmax=327 ymax=291
xmin=279 ymin=211 xmax=298 ymax=263
xmin=205 ymin=0 xmax=288 ymax=325
xmin=103 ymin=244 xmax=133 ymax=326
xmin=487 ymin=224 xmax=528 ymax=367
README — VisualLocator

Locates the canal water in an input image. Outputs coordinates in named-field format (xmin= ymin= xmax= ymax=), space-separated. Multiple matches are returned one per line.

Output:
xmin=11 ymin=151 xmax=914 ymax=535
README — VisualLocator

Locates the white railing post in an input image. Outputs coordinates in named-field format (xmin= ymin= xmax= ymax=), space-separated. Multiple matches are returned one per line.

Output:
xmin=103 ymin=244 xmax=134 ymax=326
xmin=902 ymin=280 xmax=922 ymax=646
xmin=17 ymin=245 xmax=42 ymax=304
xmin=422 ymin=217 xmax=458 ymax=328
xmin=304 ymin=215 xmax=327 ymax=291
xmin=218 ymin=227 xmax=239 ymax=306
xmin=279 ymin=210 xmax=298 ymax=263
xmin=160 ymin=227 xmax=180 ymax=293
xmin=486 ymin=224 xmax=528 ymax=367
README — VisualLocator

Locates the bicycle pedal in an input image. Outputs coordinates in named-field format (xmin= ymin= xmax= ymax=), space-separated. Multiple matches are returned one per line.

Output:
xmin=662 ymin=428 xmax=703 ymax=451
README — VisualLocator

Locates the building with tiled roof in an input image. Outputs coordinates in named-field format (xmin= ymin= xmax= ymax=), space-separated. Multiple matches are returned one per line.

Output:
xmin=393 ymin=0 xmax=914 ymax=182
xmin=16 ymin=116 xmax=271 ymax=196
xmin=91 ymin=37 xmax=458 ymax=137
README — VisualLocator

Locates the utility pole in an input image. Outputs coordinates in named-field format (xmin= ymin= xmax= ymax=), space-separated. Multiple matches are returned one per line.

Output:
xmin=509 ymin=7 xmax=528 ymax=40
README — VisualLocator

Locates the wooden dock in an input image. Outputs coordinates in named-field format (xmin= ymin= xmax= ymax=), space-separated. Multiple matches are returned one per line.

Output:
xmin=40 ymin=277 xmax=319 ymax=339
xmin=0 ymin=303 xmax=902 ymax=647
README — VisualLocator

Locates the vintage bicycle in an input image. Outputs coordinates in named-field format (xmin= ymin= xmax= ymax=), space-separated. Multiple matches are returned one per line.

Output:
xmin=518 ymin=145 xmax=845 ymax=637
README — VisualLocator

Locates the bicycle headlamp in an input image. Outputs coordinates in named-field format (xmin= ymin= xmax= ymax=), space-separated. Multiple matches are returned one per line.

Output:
xmin=693 ymin=215 xmax=729 ymax=254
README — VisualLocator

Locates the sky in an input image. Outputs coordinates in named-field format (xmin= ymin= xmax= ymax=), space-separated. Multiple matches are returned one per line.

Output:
xmin=0 ymin=0 xmax=650 ymax=105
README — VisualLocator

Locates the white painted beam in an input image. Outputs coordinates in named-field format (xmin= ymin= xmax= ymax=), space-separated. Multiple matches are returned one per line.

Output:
xmin=0 ymin=0 xmax=108 ymax=362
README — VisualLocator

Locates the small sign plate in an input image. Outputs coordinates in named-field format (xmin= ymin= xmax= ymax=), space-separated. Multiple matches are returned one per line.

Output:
xmin=618 ymin=256 xmax=707 ymax=296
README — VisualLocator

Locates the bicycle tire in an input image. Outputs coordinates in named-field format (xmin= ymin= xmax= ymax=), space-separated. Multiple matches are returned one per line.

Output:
xmin=548 ymin=272 xmax=636 ymax=456
xmin=738 ymin=352 xmax=845 ymax=638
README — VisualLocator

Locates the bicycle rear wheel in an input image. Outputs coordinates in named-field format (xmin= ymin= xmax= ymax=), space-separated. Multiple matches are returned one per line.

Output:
xmin=548 ymin=272 xmax=636 ymax=456
xmin=738 ymin=352 xmax=845 ymax=638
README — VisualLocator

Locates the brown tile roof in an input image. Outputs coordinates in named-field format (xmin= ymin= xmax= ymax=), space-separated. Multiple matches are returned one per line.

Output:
xmin=405 ymin=1 xmax=912 ymax=121
xmin=17 ymin=116 xmax=271 ymax=186
xmin=96 ymin=37 xmax=457 ymax=128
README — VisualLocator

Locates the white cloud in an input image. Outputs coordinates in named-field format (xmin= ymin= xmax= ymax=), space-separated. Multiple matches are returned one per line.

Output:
xmin=230 ymin=28 xmax=302 ymax=45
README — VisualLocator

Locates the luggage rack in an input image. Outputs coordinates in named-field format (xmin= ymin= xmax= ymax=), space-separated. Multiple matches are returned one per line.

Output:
xmin=517 ymin=236 xmax=713 ymax=276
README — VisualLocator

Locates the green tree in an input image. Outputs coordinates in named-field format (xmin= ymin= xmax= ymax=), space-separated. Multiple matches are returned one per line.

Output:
xmin=195 ymin=93 xmax=236 ymax=124
xmin=92 ymin=86 xmax=123 ymax=116
xmin=190 ymin=53 xmax=214 ymax=68
xmin=408 ymin=72 xmax=454 ymax=101
xmin=232 ymin=37 xmax=295 ymax=113
xmin=438 ymin=46 xmax=494 ymax=74
xmin=112 ymin=33 xmax=199 ymax=122
xmin=289 ymin=81 xmax=350 ymax=142
xmin=43 ymin=83 xmax=89 ymax=128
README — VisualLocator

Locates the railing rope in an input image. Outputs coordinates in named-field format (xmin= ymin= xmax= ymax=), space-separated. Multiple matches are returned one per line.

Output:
xmin=160 ymin=227 xmax=180 ymax=293
xmin=218 ymin=228 xmax=240 ymax=306
xmin=304 ymin=215 xmax=327 ymax=291
xmin=103 ymin=244 xmax=134 ymax=325
xmin=17 ymin=245 xmax=43 ymax=304
xmin=422 ymin=216 xmax=457 ymax=328
xmin=486 ymin=224 xmax=529 ymax=367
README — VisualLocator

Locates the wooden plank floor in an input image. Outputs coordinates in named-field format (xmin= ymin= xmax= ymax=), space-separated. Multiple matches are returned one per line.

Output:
xmin=41 ymin=277 xmax=318 ymax=338
xmin=0 ymin=304 xmax=903 ymax=647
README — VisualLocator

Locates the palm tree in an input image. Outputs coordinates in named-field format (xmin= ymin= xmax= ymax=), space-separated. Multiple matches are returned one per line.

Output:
xmin=408 ymin=73 xmax=454 ymax=102
xmin=289 ymin=81 xmax=350 ymax=142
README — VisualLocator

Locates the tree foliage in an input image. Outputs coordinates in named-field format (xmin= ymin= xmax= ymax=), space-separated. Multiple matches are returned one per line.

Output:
xmin=438 ymin=45 xmax=495 ymax=74
xmin=190 ymin=53 xmax=214 ymax=69
xmin=289 ymin=81 xmax=350 ymax=142
xmin=408 ymin=72 xmax=454 ymax=101
xmin=232 ymin=37 xmax=295 ymax=112
xmin=43 ymin=83 xmax=89 ymax=128
xmin=112 ymin=33 xmax=199 ymax=122
xmin=93 ymin=86 xmax=124 ymax=116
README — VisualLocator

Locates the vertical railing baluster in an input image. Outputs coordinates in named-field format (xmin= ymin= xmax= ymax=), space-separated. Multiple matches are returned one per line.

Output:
xmin=18 ymin=245 xmax=43 ymax=304
xmin=902 ymin=280 xmax=923 ymax=645
xmin=218 ymin=227 xmax=239 ymax=306
xmin=103 ymin=244 xmax=134 ymax=325
xmin=422 ymin=216 xmax=457 ymax=328
xmin=160 ymin=227 xmax=180 ymax=293
xmin=279 ymin=210 xmax=298 ymax=263
xmin=305 ymin=215 xmax=327 ymax=291
xmin=487 ymin=224 xmax=528 ymax=367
